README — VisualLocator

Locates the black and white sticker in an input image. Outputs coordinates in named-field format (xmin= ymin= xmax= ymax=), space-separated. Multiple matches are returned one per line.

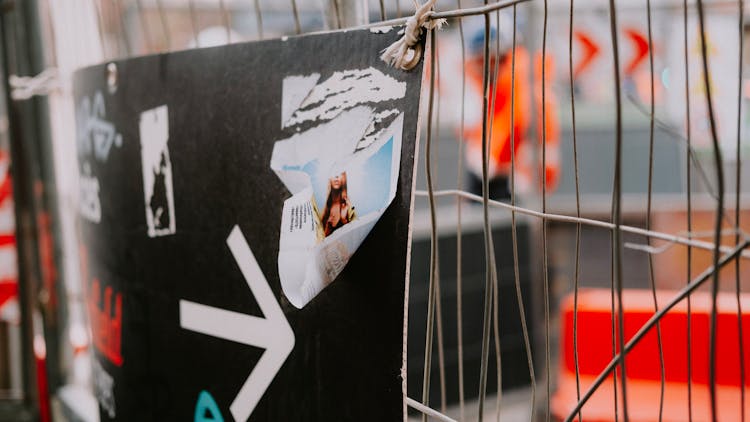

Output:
xmin=139 ymin=105 xmax=175 ymax=238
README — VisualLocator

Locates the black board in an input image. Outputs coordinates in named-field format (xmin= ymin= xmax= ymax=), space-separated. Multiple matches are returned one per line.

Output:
xmin=74 ymin=27 xmax=424 ymax=422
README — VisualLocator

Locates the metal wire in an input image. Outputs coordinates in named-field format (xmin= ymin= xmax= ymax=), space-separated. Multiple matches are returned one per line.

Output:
xmin=134 ymin=0 xmax=152 ymax=53
xmin=91 ymin=0 xmax=107 ymax=58
xmin=434 ymin=247 xmax=448 ymax=413
xmin=291 ymin=0 xmax=301 ymax=34
xmin=644 ymin=0 xmax=666 ymax=419
xmin=509 ymin=5 xmax=537 ymax=421
xmin=683 ymin=0 xmax=694 ymax=417
xmin=610 ymin=228 xmax=620 ymax=422
xmin=432 ymin=36 xmax=448 ymax=414
xmin=431 ymin=0 xmax=529 ymax=19
xmin=188 ymin=0 xmax=199 ymax=47
xmin=567 ymin=0 xmax=582 ymax=420
xmin=115 ymin=0 xmax=132 ymax=56
xmin=736 ymin=3 xmax=747 ymax=421
xmin=219 ymin=0 xmax=231 ymax=42
xmin=477 ymin=8 xmax=505 ymax=419
xmin=489 ymin=10 xmax=503 ymax=420
xmin=624 ymin=228 xmax=747 ymax=255
xmin=421 ymin=26 xmax=440 ymax=422
xmin=476 ymin=6 xmax=495 ymax=421
xmin=695 ymin=0 xmax=726 ymax=419
xmin=455 ymin=1 xmax=467 ymax=419
xmin=254 ymin=0 xmax=264 ymax=39
xmin=606 ymin=0 xmax=629 ymax=418
xmin=356 ymin=0 xmax=532 ymax=30
xmin=332 ymin=0 xmax=343 ymax=29
xmin=541 ymin=0 xmax=551 ymax=419
xmin=418 ymin=190 xmax=750 ymax=259
xmin=155 ymin=0 xmax=170 ymax=50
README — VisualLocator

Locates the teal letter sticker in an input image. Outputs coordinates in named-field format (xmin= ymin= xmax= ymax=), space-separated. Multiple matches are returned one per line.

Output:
xmin=194 ymin=390 xmax=224 ymax=422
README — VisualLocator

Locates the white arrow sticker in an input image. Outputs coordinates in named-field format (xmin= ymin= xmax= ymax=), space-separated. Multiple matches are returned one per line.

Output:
xmin=180 ymin=225 xmax=295 ymax=422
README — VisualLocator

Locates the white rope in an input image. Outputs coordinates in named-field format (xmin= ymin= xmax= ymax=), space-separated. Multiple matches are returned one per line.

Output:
xmin=9 ymin=68 xmax=59 ymax=100
xmin=381 ymin=0 xmax=446 ymax=70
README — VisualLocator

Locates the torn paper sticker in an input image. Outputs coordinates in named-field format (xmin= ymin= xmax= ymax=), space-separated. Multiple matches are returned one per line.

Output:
xmin=283 ymin=67 xmax=406 ymax=129
xmin=271 ymin=67 xmax=406 ymax=308
xmin=139 ymin=105 xmax=176 ymax=238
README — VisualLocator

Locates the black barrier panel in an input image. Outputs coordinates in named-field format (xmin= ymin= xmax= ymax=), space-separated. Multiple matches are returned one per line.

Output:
xmin=74 ymin=27 xmax=423 ymax=422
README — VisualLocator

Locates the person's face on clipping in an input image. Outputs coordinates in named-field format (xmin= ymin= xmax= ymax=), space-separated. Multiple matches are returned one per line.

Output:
xmin=323 ymin=171 xmax=354 ymax=237
xmin=331 ymin=173 xmax=343 ymax=190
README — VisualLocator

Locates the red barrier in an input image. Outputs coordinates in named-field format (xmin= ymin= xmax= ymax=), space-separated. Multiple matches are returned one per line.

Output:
xmin=0 ymin=280 xmax=17 ymax=309
xmin=551 ymin=288 xmax=750 ymax=421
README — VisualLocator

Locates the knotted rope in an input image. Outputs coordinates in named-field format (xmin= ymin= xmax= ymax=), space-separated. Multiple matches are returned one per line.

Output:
xmin=380 ymin=0 xmax=445 ymax=70
xmin=9 ymin=68 xmax=59 ymax=100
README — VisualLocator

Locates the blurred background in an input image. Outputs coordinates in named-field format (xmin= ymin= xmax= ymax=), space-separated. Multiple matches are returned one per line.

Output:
xmin=0 ymin=0 xmax=747 ymax=420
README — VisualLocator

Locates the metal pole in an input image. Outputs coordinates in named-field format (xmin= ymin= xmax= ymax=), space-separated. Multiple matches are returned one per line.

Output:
xmin=0 ymin=4 xmax=42 ymax=418
xmin=18 ymin=0 xmax=66 ymax=396
xmin=325 ymin=0 xmax=368 ymax=29
xmin=0 ymin=0 xmax=66 ymax=418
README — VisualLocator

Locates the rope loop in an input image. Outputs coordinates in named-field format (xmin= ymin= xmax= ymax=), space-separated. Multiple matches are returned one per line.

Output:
xmin=380 ymin=0 xmax=445 ymax=70
xmin=9 ymin=68 xmax=59 ymax=100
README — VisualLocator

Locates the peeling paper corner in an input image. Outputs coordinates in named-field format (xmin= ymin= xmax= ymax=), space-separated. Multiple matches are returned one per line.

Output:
xmin=271 ymin=67 xmax=407 ymax=308
xmin=281 ymin=73 xmax=320 ymax=128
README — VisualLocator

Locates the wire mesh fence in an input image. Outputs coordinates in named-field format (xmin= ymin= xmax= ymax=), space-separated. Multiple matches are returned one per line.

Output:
xmin=3 ymin=0 xmax=749 ymax=421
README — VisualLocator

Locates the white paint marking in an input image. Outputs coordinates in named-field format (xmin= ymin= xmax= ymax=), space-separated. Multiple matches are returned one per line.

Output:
xmin=179 ymin=225 xmax=295 ymax=422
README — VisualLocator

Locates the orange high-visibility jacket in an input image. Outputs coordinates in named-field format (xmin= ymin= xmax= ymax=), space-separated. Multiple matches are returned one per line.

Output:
xmin=464 ymin=46 xmax=560 ymax=191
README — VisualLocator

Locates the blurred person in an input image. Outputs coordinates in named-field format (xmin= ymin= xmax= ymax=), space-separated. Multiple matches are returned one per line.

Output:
xmin=462 ymin=20 xmax=560 ymax=200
